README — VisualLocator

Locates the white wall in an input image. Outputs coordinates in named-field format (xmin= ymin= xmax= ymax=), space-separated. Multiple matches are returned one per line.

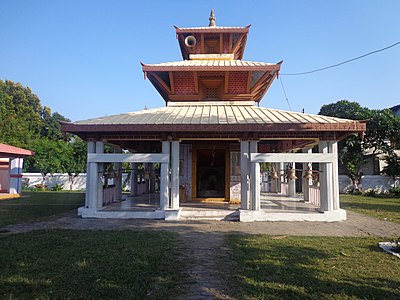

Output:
xmin=339 ymin=175 xmax=400 ymax=193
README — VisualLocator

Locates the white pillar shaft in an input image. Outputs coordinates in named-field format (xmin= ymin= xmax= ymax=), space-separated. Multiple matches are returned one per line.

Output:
xmin=319 ymin=141 xmax=333 ymax=211
xmin=240 ymin=141 xmax=250 ymax=210
xmin=86 ymin=141 xmax=95 ymax=208
xmin=171 ymin=141 xmax=180 ymax=209
xmin=96 ymin=141 xmax=104 ymax=209
xmin=160 ymin=141 xmax=170 ymax=210
xmin=331 ymin=141 xmax=340 ymax=210
xmin=8 ymin=158 xmax=23 ymax=194
xmin=113 ymin=147 xmax=122 ymax=201
xmin=302 ymin=148 xmax=312 ymax=202
xmin=249 ymin=141 xmax=260 ymax=211
xmin=130 ymin=163 xmax=138 ymax=196
xmin=88 ymin=162 xmax=98 ymax=209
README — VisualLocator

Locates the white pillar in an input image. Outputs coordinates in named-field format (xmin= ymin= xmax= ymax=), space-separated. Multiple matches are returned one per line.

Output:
xmin=160 ymin=141 xmax=170 ymax=210
xmin=319 ymin=141 xmax=333 ymax=211
xmin=331 ymin=141 xmax=340 ymax=210
xmin=130 ymin=163 xmax=138 ymax=196
xmin=96 ymin=141 xmax=104 ymax=209
xmin=8 ymin=158 xmax=23 ymax=194
xmin=86 ymin=141 xmax=96 ymax=209
xmin=249 ymin=141 xmax=260 ymax=211
xmin=171 ymin=141 xmax=180 ymax=209
xmin=288 ymin=161 xmax=296 ymax=197
xmin=279 ymin=162 xmax=284 ymax=193
xmin=113 ymin=146 xmax=122 ymax=201
xmin=240 ymin=141 xmax=250 ymax=210
xmin=302 ymin=148 xmax=312 ymax=202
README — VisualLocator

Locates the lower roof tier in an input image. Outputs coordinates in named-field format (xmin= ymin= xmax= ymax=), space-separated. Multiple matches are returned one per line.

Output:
xmin=61 ymin=104 xmax=366 ymax=142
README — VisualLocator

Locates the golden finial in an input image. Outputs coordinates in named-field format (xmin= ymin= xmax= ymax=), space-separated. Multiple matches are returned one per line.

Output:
xmin=209 ymin=9 xmax=216 ymax=26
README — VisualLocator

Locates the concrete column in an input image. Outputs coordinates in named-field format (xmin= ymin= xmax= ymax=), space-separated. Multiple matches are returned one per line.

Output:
xmin=86 ymin=141 xmax=96 ymax=208
xmin=8 ymin=158 xmax=23 ymax=194
xmin=144 ymin=163 xmax=150 ymax=194
xmin=319 ymin=141 xmax=333 ymax=211
xmin=279 ymin=162 xmax=284 ymax=193
xmin=149 ymin=163 xmax=156 ymax=193
xmin=240 ymin=141 xmax=250 ymax=210
xmin=249 ymin=141 xmax=260 ymax=211
xmin=96 ymin=141 xmax=104 ymax=209
xmin=331 ymin=141 xmax=340 ymax=210
xmin=302 ymin=148 xmax=312 ymax=202
xmin=113 ymin=146 xmax=122 ymax=201
xmin=171 ymin=141 xmax=180 ymax=209
xmin=160 ymin=141 xmax=170 ymax=210
xmin=130 ymin=163 xmax=138 ymax=196
xmin=288 ymin=162 xmax=296 ymax=197
xmin=88 ymin=162 xmax=98 ymax=210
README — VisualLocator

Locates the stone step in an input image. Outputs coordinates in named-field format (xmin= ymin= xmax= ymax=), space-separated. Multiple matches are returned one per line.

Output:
xmin=180 ymin=210 xmax=239 ymax=221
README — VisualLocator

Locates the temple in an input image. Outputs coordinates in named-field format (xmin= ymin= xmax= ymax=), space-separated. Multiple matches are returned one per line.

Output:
xmin=61 ymin=11 xmax=366 ymax=222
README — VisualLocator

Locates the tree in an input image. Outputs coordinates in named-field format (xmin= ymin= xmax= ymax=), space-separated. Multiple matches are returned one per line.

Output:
xmin=64 ymin=137 xmax=87 ymax=190
xmin=319 ymin=100 xmax=400 ymax=191
xmin=28 ymin=139 xmax=70 ymax=190
xmin=382 ymin=154 xmax=400 ymax=180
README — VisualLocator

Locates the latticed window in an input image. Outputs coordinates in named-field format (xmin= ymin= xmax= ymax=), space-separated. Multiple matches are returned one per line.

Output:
xmin=205 ymin=87 xmax=218 ymax=99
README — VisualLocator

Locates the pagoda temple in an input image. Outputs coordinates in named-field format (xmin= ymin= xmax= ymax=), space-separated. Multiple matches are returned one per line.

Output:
xmin=62 ymin=11 xmax=366 ymax=222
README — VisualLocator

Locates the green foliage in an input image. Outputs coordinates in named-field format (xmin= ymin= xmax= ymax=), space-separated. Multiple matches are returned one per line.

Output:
xmin=319 ymin=100 xmax=400 ymax=189
xmin=63 ymin=137 xmax=87 ymax=190
xmin=382 ymin=154 xmax=400 ymax=179
xmin=389 ymin=186 xmax=400 ymax=196
xmin=51 ymin=183 xmax=64 ymax=191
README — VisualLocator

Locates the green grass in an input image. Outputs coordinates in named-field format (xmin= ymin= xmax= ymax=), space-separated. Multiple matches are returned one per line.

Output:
xmin=0 ymin=192 xmax=84 ymax=228
xmin=225 ymin=235 xmax=400 ymax=299
xmin=340 ymin=194 xmax=400 ymax=224
xmin=0 ymin=229 xmax=184 ymax=299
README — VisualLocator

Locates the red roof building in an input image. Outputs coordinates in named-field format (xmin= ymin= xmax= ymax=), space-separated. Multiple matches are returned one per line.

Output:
xmin=0 ymin=143 xmax=33 ymax=197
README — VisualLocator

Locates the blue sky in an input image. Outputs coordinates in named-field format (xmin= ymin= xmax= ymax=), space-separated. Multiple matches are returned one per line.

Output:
xmin=1 ymin=0 xmax=399 ymax=121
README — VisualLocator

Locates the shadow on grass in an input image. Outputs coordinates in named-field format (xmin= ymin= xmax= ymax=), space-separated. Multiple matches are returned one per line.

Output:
xmin=225 ymin=235 xmax=400 ymax=299
xmin=0 ymin=230 xmax=184 ymax=299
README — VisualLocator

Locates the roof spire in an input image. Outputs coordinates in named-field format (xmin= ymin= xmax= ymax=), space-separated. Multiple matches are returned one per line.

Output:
xmin=208 ymin=9 xmax=216 ymax=27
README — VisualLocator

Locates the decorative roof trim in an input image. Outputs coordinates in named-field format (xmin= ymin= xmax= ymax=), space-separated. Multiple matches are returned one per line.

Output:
xmin=174 ymin=25 xmax=250 ymax=33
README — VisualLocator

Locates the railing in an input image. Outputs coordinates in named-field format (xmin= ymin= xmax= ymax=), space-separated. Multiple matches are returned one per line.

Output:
xmin=280 ymin=183 xmax=289 ymax=196
xmin=103 ymin=185 xmax=117 ymax=205
xmin=308 ymin=186 xmax=320 ymax=208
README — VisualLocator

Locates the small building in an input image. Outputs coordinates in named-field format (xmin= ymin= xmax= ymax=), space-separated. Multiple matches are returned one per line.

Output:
xmin=0 ymin=143 xmax=34 ymax=199
xmin=61 ymin=11 xmax=365 ymax=222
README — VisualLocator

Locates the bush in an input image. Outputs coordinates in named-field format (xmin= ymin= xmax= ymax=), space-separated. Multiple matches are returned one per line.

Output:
xmin=51 ymin=183 xmax=64 ymax=191
xmin=389 ymin=186 xmax=400 ymax=197
xmin=364 ymin=189 xmax=379 ymax=197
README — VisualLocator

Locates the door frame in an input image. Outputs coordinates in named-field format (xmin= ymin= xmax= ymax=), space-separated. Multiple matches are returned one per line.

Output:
xmin=191 ymin=143 xmax=230 ymax=202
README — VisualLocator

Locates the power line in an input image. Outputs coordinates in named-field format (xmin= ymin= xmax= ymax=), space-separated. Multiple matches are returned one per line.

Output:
xmin=279 ymin=77 xmax=292 ymax=111
xmin=280 ymin=41 xmax=400 ymax=76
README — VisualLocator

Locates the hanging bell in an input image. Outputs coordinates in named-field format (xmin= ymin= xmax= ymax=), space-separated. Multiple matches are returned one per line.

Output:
xmin=303 ymin=168 xmax=313 ymax=179
xmin=287 ymin=168 xmax=298 ymax=180
xmin=271 ymin=167 xmax=279 ymax=179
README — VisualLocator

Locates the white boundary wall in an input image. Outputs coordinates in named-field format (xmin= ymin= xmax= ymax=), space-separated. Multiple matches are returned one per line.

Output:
xmin=339 ymin=175 xmax=400 ymax=193
xmin=22 ymin=173 xmax=131 ymax=191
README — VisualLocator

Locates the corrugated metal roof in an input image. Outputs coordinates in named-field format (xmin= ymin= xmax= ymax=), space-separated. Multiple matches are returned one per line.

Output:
xmin=142 ymin=60 xmax=280 ymax=72
xmin=73 ymin=105 xmax=359 ymax=126
xmin=175 ymin=26 xmax=249 ymax=33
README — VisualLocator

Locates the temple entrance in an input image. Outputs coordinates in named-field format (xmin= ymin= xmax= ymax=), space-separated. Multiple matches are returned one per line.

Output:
xmin=195 ymin=147 xmax=226 ymax=199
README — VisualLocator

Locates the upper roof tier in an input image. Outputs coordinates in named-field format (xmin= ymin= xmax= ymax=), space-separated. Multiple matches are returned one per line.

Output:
xmin=175 ymin=10 xmax=250 ymax=60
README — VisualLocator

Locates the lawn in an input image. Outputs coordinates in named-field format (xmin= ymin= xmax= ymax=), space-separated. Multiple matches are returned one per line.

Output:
xmin=225 ymin=235 xmax=400 ymax=299
xmin=0 ymin=230 xmax=184 ymax=299
xmin=0 ymin=192 xmax=84 ymax=228
xmin=340 ymin=194 xmax=400 ymax=224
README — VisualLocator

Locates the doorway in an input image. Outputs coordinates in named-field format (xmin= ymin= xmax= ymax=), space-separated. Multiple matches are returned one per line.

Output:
xmin=196 ymin=148 xmax=225 ymax=198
